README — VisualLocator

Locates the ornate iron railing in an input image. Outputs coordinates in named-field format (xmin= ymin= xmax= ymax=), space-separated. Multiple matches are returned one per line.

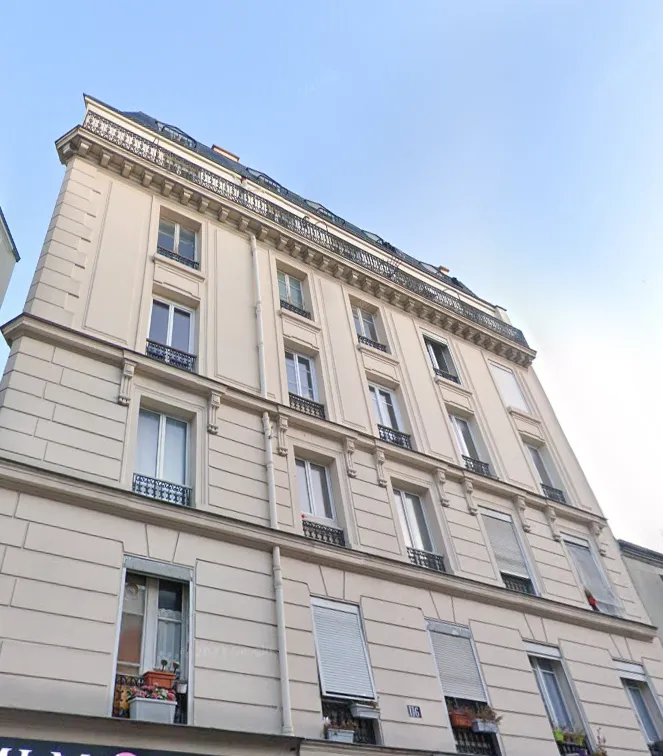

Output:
xmin=502 ymin=573 xmax=536 ymax=595
xmin=556 ymin=743 xmax=589 ymax=756
xmin=446 ymin=698 xmax=499 ymax=756
xmin=145 ymin=340 xmax=196 ymax=372
xmin=112 ymin=673 xmax=187 ymax=724
xmin=649 ymin=744 xmax=663 ymax=756
xmin=132 ymin=474 xmax=192 ymax=507
xmin=280 ymin=299 xmax=312 ymax=320
xmin=434 ymin=367 xmax=460 ymax=384
xmin=322 ymin=698 xmax=377 ymax=745
xmin=289 ymin=393 xmax=326 ymax=419
xmin=463 ymin=456 xmax=493 ymax=478
xmin=357 ymin=334 xmax=388 ymax=353
xmin=303 ymin=519 xmax=346 ymax=547
xmin=407 ymin=547 xmax=446 ymax=573
xmin=542 ymin=484 xmax=566 ymax=505
xmin=82 ymin=112 xmax=529 ymax=350
xmin=378 ymin=424 xmax=412 ymax=449
xmin=156 ymin=245 xmax=200 ymax=270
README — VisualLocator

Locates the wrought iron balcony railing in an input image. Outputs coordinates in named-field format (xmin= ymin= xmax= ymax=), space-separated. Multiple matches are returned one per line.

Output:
xmin=542 ymin=484 xmax=566 ymax=505
xmin=502 ymin=573 xmax=536 ymax=595
xmin=434 ymin=367 xmax=460 ymax=384
xmin=378 ymin=424 xmax=412 ymax=449
xmin=357 ymin=334 xmax=388 ymax=353
xmin=463 ymin=456 xmax=493 ymax=478
xmin=446 ymin=698 xmax=499 ymax=756
xmin=322 ymin=698 xmax=377 ymax=745
xmin=407 ymin=547 xmax=446 ymax=573
xmin=280 ymin=299 xmax=312 ymax=320
xmin=303 ymin=519 xmax=346 ymax=547
xmin=132 ymin=473 xmax=192 ymax=507
xmin=556 ymin=742 xmax=589 ymax=756
xmin=156 ymin=245 xmax=200 ymax=270
xmin=289 ymin=392 xmax=326 ymax=420
xmin=112 ymin=673 xmax=187 ymax=724
xmin=146 ymin=340 xmax=196 ymax=372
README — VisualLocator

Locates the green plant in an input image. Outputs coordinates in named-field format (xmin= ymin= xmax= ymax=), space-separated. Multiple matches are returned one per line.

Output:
xmin=160 ymin=658 xmax=169 ymax=671
xmin=553 ymin=728 xmax=565 ymax=742
xmin=474 ymin=704 xmax=502 ymax=724
xmin=592 ymin=728 xmax=608 ymax=756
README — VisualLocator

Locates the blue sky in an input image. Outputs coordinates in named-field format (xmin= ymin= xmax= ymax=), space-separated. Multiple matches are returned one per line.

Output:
xmin=1 ymin=0 xmax=662 ymax=548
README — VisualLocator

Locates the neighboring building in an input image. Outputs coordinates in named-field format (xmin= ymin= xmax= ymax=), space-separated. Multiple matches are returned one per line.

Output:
xmin=620 ymin=540 xmax=663 ymax=645
xmin=0 ymin=205 xmax=19 ymax=307
xmin=1 ymin=95 xmax=663 ymax=756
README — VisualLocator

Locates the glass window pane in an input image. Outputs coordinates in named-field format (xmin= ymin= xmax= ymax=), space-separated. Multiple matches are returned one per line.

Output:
xmin=394 ymin=490 xmax=412 ymax=548
xmin=171 ymin=309 xmax=191 ymax=352
xmin=491 ymin=363 xmax=529 ymax=412
xmin=369 ymin=386 xmax=382 ymax=424
xmin=627 ymin=683 xmax=659 ymax=742
xmin=149 ymin=301 xmax=170 ymax=345
xmin=296 ymin=459 xmax=312 ymax=514
xmin=405 ymin=493 xmax=432 ymax=552
xmin=158 ymin=580 xmax=183 ymax=612
xmin=309 ymin=463 xmax=333 ymax=519
xmin=380 ymin=391 xmax=398 ymax=430
xmin=437 ymin=345 xmax=452 ymax=373
xmin=163 ymin=417 xmax=187 ymax=485
xmin=285 ymin=353 xmax=299 ymax=395
xmin=363 ymin=312 xmax=378 ymax=342
xmin=528 ymin=446 xmax=553 ymax=487
xmin=278 ymin=271 xmax=288 ymax=302
xmin=156 ymin=618 xmax=182 ymax=669
xmin=289 ymin=277 xmax=304 ymax=309
xmin=158 ymin=219 xmax=176 ymax=252
xmin=178 ymin=227 xmax=195 ymax=261
xmin=455 ymin=417 xmax=479 ymax=459
xmin=136 ymin=409 xmax=160 ymax=478
xmin=352 ymin=307 xmax=363 ymax=337
xmin=117 ymin=575 xmax=146 ymax=672
xmin=541 ymin=669 xmax=573 ymax=729
xmin=297 ymin=356 xmax=315 ymax=399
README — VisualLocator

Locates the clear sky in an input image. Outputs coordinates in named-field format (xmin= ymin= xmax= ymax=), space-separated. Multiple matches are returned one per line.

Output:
xmin=1 ymin=0 xmax=662 ymax=549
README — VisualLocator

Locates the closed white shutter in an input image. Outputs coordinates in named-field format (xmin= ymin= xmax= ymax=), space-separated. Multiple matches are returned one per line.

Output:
xmin=312 ymin=601 xmax=375 ymax=699
xmin=483 ymin=511 xmax=530 ymax=578
xmin=566 ymin=540 xmax=621 ymax=615
xmin=428 ymin=621 xmax=486 ymax=702
xmin=490 ymin=363 xmax=529 ymax=412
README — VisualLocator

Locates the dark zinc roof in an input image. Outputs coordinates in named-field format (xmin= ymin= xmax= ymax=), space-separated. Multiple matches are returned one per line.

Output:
xmin=0 ymin=206 xmax=19 ymax=262
xmin=119 ymin=107 xmax=481 ymax=302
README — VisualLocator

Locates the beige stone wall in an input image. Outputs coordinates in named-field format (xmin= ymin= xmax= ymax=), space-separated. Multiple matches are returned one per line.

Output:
xmin=0 ymin=221 xmax=17 ymax=309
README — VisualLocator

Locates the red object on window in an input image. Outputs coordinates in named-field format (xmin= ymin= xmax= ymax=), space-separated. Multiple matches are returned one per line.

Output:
xmin=585 ymin=591 xmax=599 ymax=611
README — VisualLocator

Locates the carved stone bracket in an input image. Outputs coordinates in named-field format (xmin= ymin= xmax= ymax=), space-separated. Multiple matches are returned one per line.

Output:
xmin=207 ymin=392 xmax=222 ymax=434
xmin=277 ymin=414 xmax=289 ymax=456
xmin=546 ymin=505 xmax=562 ymax=542
xmin=514 ymin=495 xmax=532 ymax=532
xmin=435 ymin=468 xmax=450 ymax=507
xmin=463 ymin=478 xmax=478 ymax=515
xmin=374 ymin=449 xmax=388 ymax=487
xmin=344 ymin=437 xmax=357 ymax=478
xmin=118 ymin=359 xmax=136 ymax=406
xmin=591 ymin=521 xmax=608 ymax=556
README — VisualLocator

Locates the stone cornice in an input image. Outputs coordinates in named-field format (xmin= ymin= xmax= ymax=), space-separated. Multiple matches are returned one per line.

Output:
xmin=619 ymin=539 xmax=663 ymax=569
xmin=0 ymin=453 xmax=653 ymax=641
xmin=54 ymin=112 xmax=536 ymax=368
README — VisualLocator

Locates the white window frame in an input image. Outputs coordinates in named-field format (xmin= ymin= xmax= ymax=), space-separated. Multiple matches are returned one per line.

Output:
xmin=427 ymin=620 xmax=489 ymax=704
xmin=622 ymin=675 xmax=662 ymax=744
xmin=137 ymin=408 xmax=189 ymax=486
xmin=310 ymin=597 xmax=377 ymax=701
xmin=278 ymin=270 xmax=306 ymax=309
xmin=424 ymin=337 xmax=459 ymax=380
xmin=285 ymin=350 xmax=318 ymax=400
xmin=490 ymin=361 xmax=530 ymax=412
xmin=563 ymin=534 xmax=622 ymax=616
xmin=393 ymin=488 xmax=435 ymax=554
xmin=296 ymin=458 xmax=336 ymax=521
xmin=449 ymin=414 xmax=482 ymax=461
xmin=149 ymin=299 xmax=195 ymax=353
xmin=352 ymin=305 xmax=380 ymax=342
xmin=158 ymin=217 xmax=197 ymax=262
xmin=530 ymin=655 xmax=582 ymax=732
xmin=526 ymin=443 xmax=555 ymax=488
xmin=481 ymin=508 xmax=537 ymax=592
xmin=368 ymin=383 xmax=403 ymax=430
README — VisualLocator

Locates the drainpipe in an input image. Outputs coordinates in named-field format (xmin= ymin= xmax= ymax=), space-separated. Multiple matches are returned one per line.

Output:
xmin=250 ymin=232 xmax=294 ymax=736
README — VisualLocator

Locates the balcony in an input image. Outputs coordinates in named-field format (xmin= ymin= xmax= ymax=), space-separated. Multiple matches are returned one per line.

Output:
xmin=434 ymin=367 xmax=460 ymax=384
xmin=463 ymin=456 xmax=493 ymax=478
xmin=378 ymin=424 xmax=412 ymax=449
xmin=542 ymin=484 xmax=566 ymax=505
xmin=322 ymin=698 xmax=377 ymax=745
xmin=303 ymin=519 xmax=346 ymax=547
xmin=556 ymin=743 xmax=589 ymax=756
xmin=281 ymin=299 xmax=312 ymax=320
xmin=407 ymin=547 xmax=446 ymax=573
xmin=502 ymin=574 xmax=535 ymax=595
xmin=289 ymin=392 xmax=326 ymax=420
xmin=357 ymin=334 xmax=388 ymax=353
xmin=156 ymin=245 xmax=200 ymax=270
xmin=146 ymin=340 xmax=196 ymax=372
xmin=112 ymin=673 xmax=188 ymax=723
xmin=446 ymin=698 xmax=500 ymax=756
xmin=133 ymin=473 xmax=192 ymax=507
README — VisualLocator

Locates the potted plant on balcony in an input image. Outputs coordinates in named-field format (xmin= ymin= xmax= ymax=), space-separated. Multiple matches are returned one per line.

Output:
xmin=323 ymin=715 xmax=356 ymax=743
xmin=350 ymin=699 xmax=380 ymax=720
xmin=143 ymin=658 xmax=176 ymax=690
xmin=592 ymin=729 xmax=608 ymax=756
xmin=447 ymin=704 xmax=474 ymax=729
xmin=128 ymin=684 xmax=177 ymax=724
xmin=471 ymin=704 xmax=502 ymax=734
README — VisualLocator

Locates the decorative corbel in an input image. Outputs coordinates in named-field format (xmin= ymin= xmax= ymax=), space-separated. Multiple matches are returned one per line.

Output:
xmin=118 ymin=359 xmax=136 ymax=406
xmin=197 ymin=197 xmax=209 ymax=214
xmin=463 ymin=478 xmax=478 ymax=515
xmin=121 ymin=160 xmax=133 ymax=178
xmin=100 ymin=151 xmax=112 ymax=168
xmin=277 ymin=414 xmax=289 ymax=456
xmin=333 ymin=263 xmax=346 ymax=279
xmin=257 ymin=226 xmax=269 ymax=242
xmin=238 ymin=217 xmax=249 ymax=232
xmin=435 ymin=467 xmax=450 ymax=507
xmin=545 ymin=505 xmax=562 ymax=541
xmin=344 ymin=437 xmax=357 ymax=478
xmin=218 ymin=206 xmax=230 ymax=223
xmin=162 ymin=180 xmax=174 ymax=197
xmin=142 ymin=170 xmax=154 ymax=188
xmin=77 ymin=140 xmax=91 ymax=158
xmin=277 ymin=236 xmax=288 ymax=251
xmin=207 ymin=392 xmax=222 ymax=434
xmin=514 ymin=495 xmax=532 ymax=532
xmin=591 ymin=521 xmax=608 ymax=556
xmin=374 ymin=449 xmax=388 ymax=487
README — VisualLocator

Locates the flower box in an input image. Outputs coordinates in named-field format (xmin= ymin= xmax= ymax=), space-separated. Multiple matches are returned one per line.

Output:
xmin=143 ymin=669 xmax=176 ymax=690
xmin=449 ymin=711 xmax=473 ymax=728
xmin=472 ymin=719 xmax=498 ymax=733
xmin=129 ymin=697 xmax=176 ymax=724
xmin=326 ymin=728 xmax=355 ymax=743
xmin=350 ymin=702 xmax=380 ymax=720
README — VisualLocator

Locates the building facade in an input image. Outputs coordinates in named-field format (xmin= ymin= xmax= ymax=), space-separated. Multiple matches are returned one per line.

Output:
xmin=620 ymin=541 xmax=663 ymax=650
xmin=0 ymin=96 xmax=662 ymax=756
xmin=0 ymin=205 xmax=19 ymax=309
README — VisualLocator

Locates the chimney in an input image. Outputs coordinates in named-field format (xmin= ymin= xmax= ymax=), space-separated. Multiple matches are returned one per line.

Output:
xmin=212 ymin=144 xmax=240 ymax=162
xmin=438 ymin=266 xmax=450 ymax=275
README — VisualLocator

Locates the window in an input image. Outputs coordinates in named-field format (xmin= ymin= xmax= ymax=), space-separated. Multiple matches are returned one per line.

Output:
xmin=278 ymin=270 xmax=307 ymax=313
xmin=482 ymin=510 xmax=535 ymax=595
xmin=296 ymin=459 xmax=334 ymax=520
xmin=527 ymin=444 xmax=553 ymax=487
xmin=425 ymin=338 xmax=459 ymax=383
xmin=428 ymin=621 xmax=486 ymax=702
xmin=149 ymin=300 xmax=193 ymax=354
xmin=530 ymin=656 xmax=581 ymax=733
xmin=565 ymin=537 xmax=621 ymax=616
xmin=369 ymin=385 xmax=400 ymax=430
xmin=157 ymin=218 xmax=197 ymax=267
xmin=394 ymin=489 xmax=433 ymax=552
xmin=311 ymin=599 xmax=375 ymax=700
xmin=353 ymin=306 xmax=378 ymax=342
xmin=624 ymin=679 xmax=660 ymax=744
xmin=286 ymin=351 xmax=317 ymax=400
xmin=526 ymin=444 xmax=565 ymax=503
xmin=490 ymin=363 xmax=529 ymax=412
xmin=450 ymin=415 xmax=480 ymax=459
